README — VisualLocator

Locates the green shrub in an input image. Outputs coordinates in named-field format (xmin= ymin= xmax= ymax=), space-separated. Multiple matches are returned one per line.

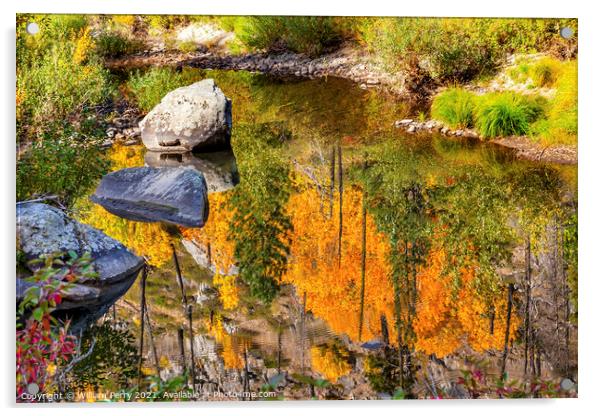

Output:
xmin=358 ymin=17 xmax=577 ymax=83
xmin=532 ymin=60 xmax=577 ymax=144
xmin=16 ymin=124 xmax=109 ymax=205
xmin=229 ymin=16 xmax=345 ymax=56
xmin=177 ymin=40 xmax=199 ymax=53
xmin=431 ymin=88 xmax=476 ymax=128
xmin=475 ymin=92 xmax=545 ymax=138
xmin=42 ymin=14 xmax=88 ymax=41
xmin=126 ymin=68 xmax=203 ymax=112
xmin=17 ymin=40 xmax=115 ymax=137
xmin=530 ymin=57 xmax=563 ymax=88
xmin=95 ymin=31 xmax=143 ymax=58
xmin=143 ymin=15 xmax=188 ymax=32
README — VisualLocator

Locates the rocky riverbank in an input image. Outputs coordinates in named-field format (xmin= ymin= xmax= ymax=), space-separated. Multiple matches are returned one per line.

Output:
xmin=106 ymin=46 xmax=411 ymax=97
xmin=394 ymin=118 xmax=578 ymax=165
xmin=106 ymin=49 xmax=576 ymax=165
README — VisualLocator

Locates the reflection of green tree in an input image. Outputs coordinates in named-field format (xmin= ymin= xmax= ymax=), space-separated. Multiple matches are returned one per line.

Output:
xmin=228 ymin=123 xmax=293 ymax=303
xmin=354 ymin=138 xmax=578 ymax=389
xmin=69 ymin=321 xmax=139 ymax=392
xmin=358 ymin=144 xmax=437 ymax=393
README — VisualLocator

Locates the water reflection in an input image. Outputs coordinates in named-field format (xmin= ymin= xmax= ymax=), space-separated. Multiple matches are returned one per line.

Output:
xmin=75 ymin=69 xmax=577 ymax=396
xmin=144 ymin=150 xmax=239 ymax=193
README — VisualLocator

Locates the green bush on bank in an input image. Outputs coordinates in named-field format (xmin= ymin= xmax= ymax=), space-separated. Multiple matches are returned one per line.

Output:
xmin=16 ymin=124 xmax=109 ymax=205
xmin=126 ymin=68 xmax=203 ymax=112
xmin=431 ymin=89 xmax=547 ymax=139
xmin=222 ymin=16 xmax=349 ymax=56
xmin=16 ymin=14 xmax=115 ymax=205
xmin=475 ymin=92 xmax=545 ymax=138
xmin=357 ymin=17 xmax=577 ymax=83
xmin=431 ymin=54 xmax=576 ymax=144
xmin=531 ymin=60 xmax=577 ymax=144
xmin=17 ymin=15 xmax=116 ymax=139
xmin=95 ymin=32 xmax=143 ymax=58
xmin=431 ymin=88 xmax=476 ymax=128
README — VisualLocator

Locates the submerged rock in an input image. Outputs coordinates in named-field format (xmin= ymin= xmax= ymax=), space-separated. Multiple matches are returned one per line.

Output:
xmin=91 ymin=166 xmax=209 ymax=228
xmin=140 ymin=79 xmax=232 ymax=153
xmin=182 ymin=238 xmax=239 ymax=275
xmin=16 ymin=203 xmax=144 ymax=331
xmin=144 ymin=150 xmax=239 ymax=193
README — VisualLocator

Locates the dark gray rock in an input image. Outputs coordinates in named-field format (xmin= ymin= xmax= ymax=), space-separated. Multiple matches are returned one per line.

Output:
xmin=144 ymin=150 xmax=238 ymax=193
xmin=91 ymin=166 xmax=209 ymax=228
xmin=140 ymin=79 xmax=232 ymax=153
xmin=16 ymin=203 xmax=144 ymax=331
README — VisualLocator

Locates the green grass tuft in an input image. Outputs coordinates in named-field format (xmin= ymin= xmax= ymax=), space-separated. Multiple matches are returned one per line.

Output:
xmin=532 ymin=60 xmax=577 ymax=145
xmin=431 ymin=88 xmax=476 ymax=128
xmin=126 ymin=68 xmax=203 ymax=112
xmin=475 ymin=92 xmax=545 ymax=138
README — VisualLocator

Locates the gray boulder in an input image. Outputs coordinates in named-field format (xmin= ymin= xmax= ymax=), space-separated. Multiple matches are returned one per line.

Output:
xmin=139 ymin=79 xmax=232 ymax=153
xmin=144 ymin=150 xmax=239 ymax=193
xmin=16 ymin=203 xmax=144 ymax=331
xmin=90 ymin=166 xmax=209 ymax=228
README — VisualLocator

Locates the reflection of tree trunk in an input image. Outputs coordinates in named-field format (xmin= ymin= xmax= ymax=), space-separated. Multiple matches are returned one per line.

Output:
xmin=172 ymin=243 xmax=187 ymax=308
xmin=243 ymin=347 xmax=249 ymax=400
xmin=177 ymin=327 xmax=186 ymax=374
xmin=301 ymin=291 xmax=307 ymax=372
xmin=500 ymin=283 xmax=515 ymax=380
xmin=560 ymin=224 xmax=571 ymax=376
xmin=186 ymin=305 xmax=197 ymax=391
xmin=489 ymin=305 xmax=495 ymax=335
xmin=392 ymin=243 xmax=404 ymax=387
xmin=358 ymin=190 xmax=367 ymax=342
xmin=380 ymin=314 xmax=390 ymax=345
xmin=524 ymin=236 xmax=532 ymax=377
xmin=329 ymin=146 xmax=335 ymax=219
xmin=137 ymin=265 xmax=148 ymax=388
xmin=337 ymin=145 xmax=343 ymax=267
xmin=144 ymin=305 xmax=161 ymax=376
xmin=277 ymin=323 xmax=282 ymax=374
xmin=207 ymin=242 xmax=212 ymax=268
xmin=553 ymin=221 xmax=562 ymax=361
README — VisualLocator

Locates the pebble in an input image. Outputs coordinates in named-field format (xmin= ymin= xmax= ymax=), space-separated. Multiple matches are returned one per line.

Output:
xmin=395 ymin=119 xmax=413 ymax=127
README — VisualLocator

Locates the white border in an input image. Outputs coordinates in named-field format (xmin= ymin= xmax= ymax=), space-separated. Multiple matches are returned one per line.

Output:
xmin=2 ymin=1 xmax=601 ymax=416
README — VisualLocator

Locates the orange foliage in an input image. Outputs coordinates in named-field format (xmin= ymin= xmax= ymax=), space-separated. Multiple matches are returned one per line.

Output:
xmin=412 ymin=246 xmax=519 ymax=358
xmin=213 ymin=273 xmax=240 ymax=310
xmin=283 ymin=181 xmax=394 ymax=342
xmin=107 ymin=144 xmax=145 ymax=170
xmin=310 ymin=344 xmax=352 ymax=382
xmin=79 ymin=203 xmax=172 ymax=267
xmin=205 ymin=315 xmax=250 ymax=370
xmin=181 ymin=191 xmax=236 ymax=275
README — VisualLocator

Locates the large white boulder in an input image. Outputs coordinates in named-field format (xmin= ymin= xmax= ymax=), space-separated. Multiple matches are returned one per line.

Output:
xmin=140 ymin=79 xmax=232 ymax=153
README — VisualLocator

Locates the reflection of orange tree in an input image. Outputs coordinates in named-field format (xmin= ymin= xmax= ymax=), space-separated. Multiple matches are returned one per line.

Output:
xmin=213 ymin=273 xmax=239 ymax=310
xmin=181 ymin=192 xmax=239 ymax=309
xmin=310 ymin=343 xmax=352 ymax=382
xmin=180 ymin=192 xmax=236 ymax=275
xmin=106 ymin=144 xmax=145 ymax=170
xmin=283 ymin=183 xmax=394 ymax=342
xmin=79 ymin=203 xmax=172 ymax=267
xmin=204 ymin=315 xmax=249 ymax=370
xmin=413 ymin=244 xmax=520 ymax=358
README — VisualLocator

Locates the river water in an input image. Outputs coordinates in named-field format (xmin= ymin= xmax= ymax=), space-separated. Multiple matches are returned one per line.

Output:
xmin=74 ymin=69 xmax=577 ymax=398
